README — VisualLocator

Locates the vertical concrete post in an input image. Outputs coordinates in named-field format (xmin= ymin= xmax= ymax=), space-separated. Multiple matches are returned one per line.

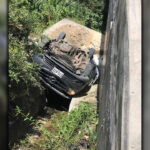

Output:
xmin=97 ymin=0 xmax=141 ymax=149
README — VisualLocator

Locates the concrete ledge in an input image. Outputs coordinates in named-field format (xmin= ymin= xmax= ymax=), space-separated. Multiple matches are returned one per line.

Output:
xmin=125 ymin=0 xmax=141 ymax=149
xmin=96 ymin=0 xmax=141 ymax=149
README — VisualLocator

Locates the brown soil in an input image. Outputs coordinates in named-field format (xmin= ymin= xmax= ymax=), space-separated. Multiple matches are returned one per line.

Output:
xmin=43 ymin=19 xmax=103 ymax=57
xmin=48 ymin=24 xmax=93 ymax=48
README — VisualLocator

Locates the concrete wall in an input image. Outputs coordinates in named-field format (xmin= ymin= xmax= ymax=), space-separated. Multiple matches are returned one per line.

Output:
xmin=97 ymin=0 xmax=141 ymax=149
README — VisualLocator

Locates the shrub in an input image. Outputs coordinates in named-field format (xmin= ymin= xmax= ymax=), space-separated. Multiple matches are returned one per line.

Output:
xmin=12 ymin=102 xmax=98 ymax=150
xmin=8 ymin=34 xmax=43 ymax=101
xmin=37 ymin=102 xmax=98 ymax=149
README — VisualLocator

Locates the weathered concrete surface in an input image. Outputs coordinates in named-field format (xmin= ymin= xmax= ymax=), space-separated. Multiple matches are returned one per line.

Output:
xmin=126 ymin=0 xmax=141 ymax=149
xmin=69 ymin=84 xmax=98 ymax=112
xmin=97 ymin=0 xmax=141 ymax=149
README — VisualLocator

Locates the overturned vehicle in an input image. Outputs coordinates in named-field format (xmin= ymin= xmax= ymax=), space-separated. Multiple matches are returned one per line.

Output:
xmin=33 ymin=32 xmax=99 ymax=99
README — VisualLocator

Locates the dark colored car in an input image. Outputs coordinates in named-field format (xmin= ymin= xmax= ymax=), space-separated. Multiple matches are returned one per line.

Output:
xmin=33 ymin=32 xmax=99 ymax=99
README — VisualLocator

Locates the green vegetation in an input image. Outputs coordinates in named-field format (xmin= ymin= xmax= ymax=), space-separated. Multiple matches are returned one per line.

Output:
xmin=12 ymin=102 xmax=98 ymax=150
xmin=9 ymin=0 xmax=105 ymax=37
xmin=15 ymin=105 xmax=35 ymax=125
xmin=8 ymin=34 xmax=43 ymax=102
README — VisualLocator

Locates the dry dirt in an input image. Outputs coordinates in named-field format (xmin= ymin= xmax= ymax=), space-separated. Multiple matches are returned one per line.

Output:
xmin=45 ymin=24 xmax=93 ymax=48
xmin=43 ymin=19 xmax=104 ymax=55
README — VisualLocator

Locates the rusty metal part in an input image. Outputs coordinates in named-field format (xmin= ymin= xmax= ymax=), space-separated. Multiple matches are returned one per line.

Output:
xmin=48 ymin=40 xmax=90 ymax=75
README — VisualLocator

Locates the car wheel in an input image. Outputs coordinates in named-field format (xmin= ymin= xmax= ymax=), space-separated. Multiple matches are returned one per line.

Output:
xmin=57 ymin=32 xmax=66 ymax=40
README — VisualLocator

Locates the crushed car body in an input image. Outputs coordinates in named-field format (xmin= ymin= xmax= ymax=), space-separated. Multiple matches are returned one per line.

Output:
xmin=32 ymin=32 xmax=99 ymax=99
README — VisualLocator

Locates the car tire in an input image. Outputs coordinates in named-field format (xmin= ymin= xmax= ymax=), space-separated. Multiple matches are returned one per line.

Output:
xmin=57 ymin=32 xmax=66 ymax=40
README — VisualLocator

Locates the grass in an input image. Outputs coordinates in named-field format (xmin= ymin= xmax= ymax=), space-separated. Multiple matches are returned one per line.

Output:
xmin=12 ymin=102 xmax=98 ymax=150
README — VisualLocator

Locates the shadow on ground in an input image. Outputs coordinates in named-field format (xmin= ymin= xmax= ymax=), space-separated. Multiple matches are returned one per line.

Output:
xmin=46 ymin=89 xmax=72 ymax=111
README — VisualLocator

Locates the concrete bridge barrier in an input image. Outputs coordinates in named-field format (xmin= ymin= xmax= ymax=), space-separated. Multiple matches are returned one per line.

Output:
xmin=97 ymin=0 xmax=141 ymax=149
